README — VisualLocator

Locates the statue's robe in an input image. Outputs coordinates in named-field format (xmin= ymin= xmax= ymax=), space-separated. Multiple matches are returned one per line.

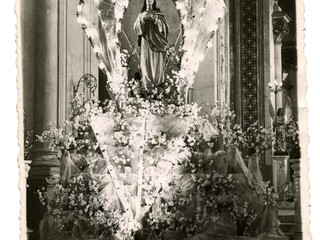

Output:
xmin=134 ymin=11 xmax=169 ymax=90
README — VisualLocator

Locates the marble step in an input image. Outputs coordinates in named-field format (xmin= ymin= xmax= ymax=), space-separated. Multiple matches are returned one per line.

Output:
xmin=278 ymin=207 xmax=295 ymax=240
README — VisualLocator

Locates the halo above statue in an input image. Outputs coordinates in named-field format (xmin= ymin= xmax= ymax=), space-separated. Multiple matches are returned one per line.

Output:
xmin=77 ymin=0 xmax=226 ymax=102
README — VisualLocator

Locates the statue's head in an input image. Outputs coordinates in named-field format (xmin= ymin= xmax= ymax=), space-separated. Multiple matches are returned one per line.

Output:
xmin=277 ymin=108 xmax=284 ymax=116
xmin=142 ymin=0 xmax=158 ymax=12
xmin=147 ymin=0 xmax=155 ymax=6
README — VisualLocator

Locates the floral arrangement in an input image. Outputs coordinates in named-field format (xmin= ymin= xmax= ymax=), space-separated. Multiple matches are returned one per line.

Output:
xmin=37 ymin=91 xmax=221 ymax=239
xmin=209 ymin=103 xmax=244 ymax=148
xmin=143 ymin=172 xmax=240 ymax=237
xmin=254 ymin=181 xmax=279 ymax=207
xmin=35 ymin=83 xmax=280 ymax=239
xmin=285 ymin=116 xmax=300 ymax=153
xmin=230 ymin=199 xmax=257 ymax=236
xmin=172 ymin=68 xmax=196 ymax=90
xmin=242 ymin=122 xmax=273 ymax=156
xmin=120 ymin=48 xmax=140 ymax=69
xmin=145 ymin=207 xmax=211 ymax=237
xmin=278 ymin=181 xmax=295 ymax=203
xmin=195 ymin=172 xmax=239 ymax=209
xmin=37 ymin=93 xmax=104 ymax=154
xmin=37 ymin=124 xmax=77 ymax=152
xmin=38 ymin=174 xmax=122 ymax=239
xmin=125 ymin=77 xmax=141 ymax=98
xmin=164 ymin=45 xmax=182 ymax=70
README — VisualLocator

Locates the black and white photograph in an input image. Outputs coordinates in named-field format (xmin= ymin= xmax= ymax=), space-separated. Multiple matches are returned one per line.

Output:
xmin=14 ymin=0 xmax=314 ymax=239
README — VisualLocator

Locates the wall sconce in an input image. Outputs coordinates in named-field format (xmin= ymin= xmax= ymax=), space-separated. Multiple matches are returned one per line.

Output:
xmin=268 ymin=80 xmax=283 ymax=94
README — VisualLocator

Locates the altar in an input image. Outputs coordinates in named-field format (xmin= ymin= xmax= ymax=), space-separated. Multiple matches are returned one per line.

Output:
xmin=20 ymin=0 xmax=302 ymax=239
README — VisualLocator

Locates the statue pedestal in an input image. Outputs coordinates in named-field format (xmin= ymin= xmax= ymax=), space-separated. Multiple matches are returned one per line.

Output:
xmin=272 ymin=155 xmax=290 ymax=192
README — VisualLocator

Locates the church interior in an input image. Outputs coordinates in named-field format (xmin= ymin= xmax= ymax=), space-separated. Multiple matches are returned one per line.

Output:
xmin=20 ymin=0 xmax=305 ymax=239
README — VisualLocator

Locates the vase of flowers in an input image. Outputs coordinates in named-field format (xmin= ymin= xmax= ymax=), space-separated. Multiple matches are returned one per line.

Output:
xmin=230 ymin=199 xmax=257 ymax=236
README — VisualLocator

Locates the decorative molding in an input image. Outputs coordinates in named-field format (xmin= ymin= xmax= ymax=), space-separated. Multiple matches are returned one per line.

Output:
xmin=272 ymin=0 xmax=291 ymax=44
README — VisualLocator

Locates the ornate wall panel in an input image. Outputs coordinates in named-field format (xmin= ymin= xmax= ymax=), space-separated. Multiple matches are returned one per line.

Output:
xmin=239 ymin=0 xmax=262 ymax=130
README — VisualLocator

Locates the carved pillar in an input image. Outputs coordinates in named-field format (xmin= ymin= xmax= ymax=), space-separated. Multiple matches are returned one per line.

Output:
xmin=290 ymin=159 xmax=302 ymax=240
xmin=272 ymin=0 xmax=290 ymax=111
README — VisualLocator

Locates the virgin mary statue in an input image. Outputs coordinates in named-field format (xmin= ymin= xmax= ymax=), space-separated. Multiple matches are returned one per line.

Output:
xmin=134 ymin=0 xmax=169 ymax=91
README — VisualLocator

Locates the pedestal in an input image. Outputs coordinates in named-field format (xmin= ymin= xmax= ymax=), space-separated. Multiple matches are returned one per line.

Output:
xmin=272 ymin=155 xmax=290 ymax=192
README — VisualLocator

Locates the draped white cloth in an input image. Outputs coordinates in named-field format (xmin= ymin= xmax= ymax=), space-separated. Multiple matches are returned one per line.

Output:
xmin=40 ymin=146 xmax=287 ymax=240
